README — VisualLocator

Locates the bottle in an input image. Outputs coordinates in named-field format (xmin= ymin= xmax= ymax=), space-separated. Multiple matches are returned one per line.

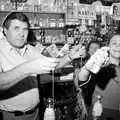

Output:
xmin=41 ymin=30 xmax=45 ymax=43
xmin=92 ymin=95 xmax=103 ymax=120
xmin=43 ymin=98 xmax=55 ymax=120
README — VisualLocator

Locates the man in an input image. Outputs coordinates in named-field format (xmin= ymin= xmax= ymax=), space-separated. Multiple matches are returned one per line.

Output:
xmin=78 ymin=33 xmax=120 ymax=119
xmin=0 ymin=12 xmax=86 ymax=120
xmin=87 ymin=40 xmax=101 ymax=57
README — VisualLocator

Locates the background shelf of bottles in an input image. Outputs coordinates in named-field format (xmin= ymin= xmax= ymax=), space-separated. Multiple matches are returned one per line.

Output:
xmin=0 ymin=0 xmax=108 ymax=46
xmin=32 ymin=29 xmax=66 ymax=44
xmin=29 ymin=15 xmax=65 ymax=29
xmin=0 ymin=0 xmax=67 ymax=12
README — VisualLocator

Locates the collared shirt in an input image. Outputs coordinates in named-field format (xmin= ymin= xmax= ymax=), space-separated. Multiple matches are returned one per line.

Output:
xmin=0 ymin=37 xmax=43 ymax=112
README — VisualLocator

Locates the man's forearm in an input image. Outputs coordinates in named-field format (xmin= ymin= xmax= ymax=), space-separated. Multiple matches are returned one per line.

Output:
xmin=0 ymin=63 xmax=30 ymax=90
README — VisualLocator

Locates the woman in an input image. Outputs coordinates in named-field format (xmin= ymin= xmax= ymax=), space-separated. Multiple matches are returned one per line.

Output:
xmin=79 ymin=33 xmax=120 ymax=119
xmin=82 ymin=40 xmax=101 ymax=108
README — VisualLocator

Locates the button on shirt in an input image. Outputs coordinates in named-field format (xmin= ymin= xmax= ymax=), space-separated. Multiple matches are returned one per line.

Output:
xmin=0 ymin=37 xmax=43 ymax=112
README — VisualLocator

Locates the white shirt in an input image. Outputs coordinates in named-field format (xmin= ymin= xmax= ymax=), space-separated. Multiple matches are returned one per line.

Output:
xmin=0 ymin=37 xmax=43 ymax=112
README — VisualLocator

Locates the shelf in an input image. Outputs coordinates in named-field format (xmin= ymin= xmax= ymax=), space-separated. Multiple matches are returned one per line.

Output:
xmin=29 ymin=11 xmax=66 ymax=15
xmin=41 ymin=43 xmax=65 ymax=46
xmin=28 ymin=41 xmax=66 ymax=45
xmin=0 ymin=10 xmax=65 ymax=15
xmin=30 ymin=26 xmax=65 ymax=30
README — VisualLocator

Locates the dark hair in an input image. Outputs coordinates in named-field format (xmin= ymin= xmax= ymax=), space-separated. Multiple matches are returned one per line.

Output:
xmin=2 ymin=12 xmax=30 ymax=29
xmin=86 ymin=40 xmax=101 ymax=52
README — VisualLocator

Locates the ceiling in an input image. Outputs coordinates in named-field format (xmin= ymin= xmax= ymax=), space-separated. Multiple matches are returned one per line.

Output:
xmin=80 ymin=0 xmax=120 ymax=6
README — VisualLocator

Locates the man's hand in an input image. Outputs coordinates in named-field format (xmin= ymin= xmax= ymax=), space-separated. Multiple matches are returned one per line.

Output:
xmin=85 ymin=47 xmax=109 ymax=74
xmin=69 ymin=44 xmax=86 ymax=60
xmin=24 ymin=57 xmax=59 ymax=74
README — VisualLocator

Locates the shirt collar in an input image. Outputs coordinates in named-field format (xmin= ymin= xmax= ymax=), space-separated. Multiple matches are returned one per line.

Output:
xmin=1 ymin=37 xmax=28 ymax=56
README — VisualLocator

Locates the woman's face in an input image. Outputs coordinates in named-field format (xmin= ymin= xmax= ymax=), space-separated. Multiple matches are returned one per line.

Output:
xmin=109 ymin=35 xmax=120 ymax=59
xmin=88 ymin=43 xmax=100 ymax=56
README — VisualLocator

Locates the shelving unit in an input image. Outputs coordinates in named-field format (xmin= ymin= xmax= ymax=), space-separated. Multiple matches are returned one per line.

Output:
xmin=30 ymin=26 xmax=65 ymax=30
xmin=26 ymin=11 xmax=66 ymax=45
xmin=0 ymin=10 xmax=67 ymax=45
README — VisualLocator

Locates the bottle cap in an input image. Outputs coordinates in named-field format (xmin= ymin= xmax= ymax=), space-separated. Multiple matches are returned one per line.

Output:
xmin=47 ymin=98 xmax=53 ymax=103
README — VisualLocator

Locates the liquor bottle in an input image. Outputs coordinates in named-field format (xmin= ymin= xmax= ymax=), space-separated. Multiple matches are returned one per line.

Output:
xmin=92 ymin=95 xmax=103 ymax=120
xmin=43 ymin=98 xmax=55 ymax=120
xmin=67 ymin=28 xmax=74 ymax=44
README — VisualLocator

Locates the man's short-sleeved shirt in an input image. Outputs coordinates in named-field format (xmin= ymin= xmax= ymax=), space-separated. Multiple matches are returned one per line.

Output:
xmin=0 ymin=37 xmax=42 ymax=112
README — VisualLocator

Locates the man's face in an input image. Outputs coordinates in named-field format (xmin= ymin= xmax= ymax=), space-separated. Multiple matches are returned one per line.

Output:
xmin=4 ymin=19 xmax=29 ymax=48
xmin=109 ymin=35 xmax=120 ymax=59
xmin=88 ymin=43 xmax=100 ymax=56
